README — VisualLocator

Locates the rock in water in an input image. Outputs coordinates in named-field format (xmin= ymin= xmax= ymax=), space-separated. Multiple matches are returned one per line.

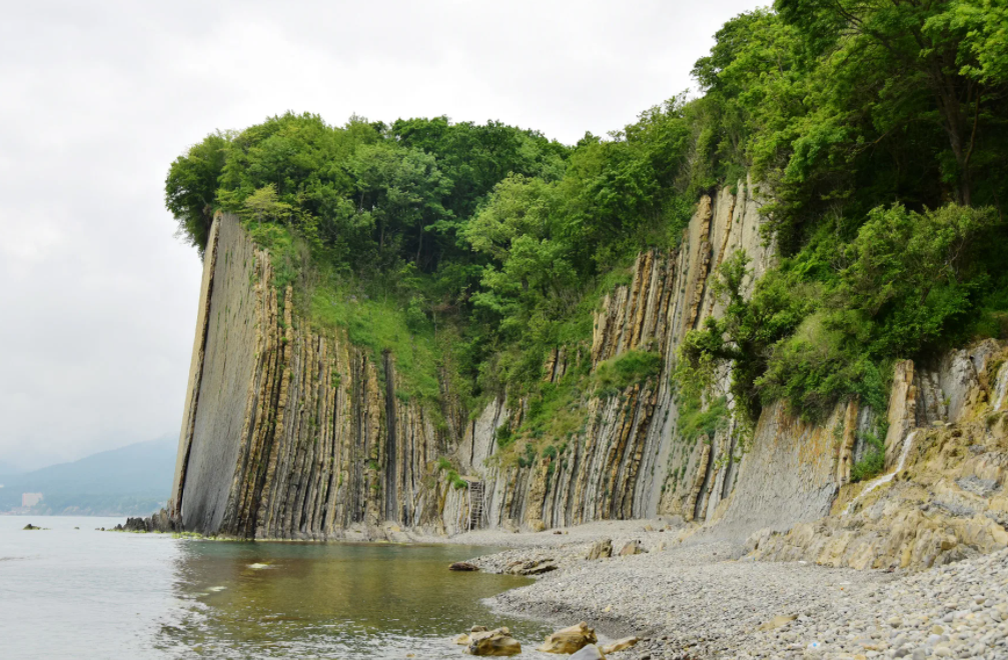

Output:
xmin=586 ymin=538 xmax=613 ymax=560
xmin=569 ymin=644 xmax=606 ymax=659
xmin=467 ymin=628 xmax=521 ymax=656
xmin=449 ymin=561 xmax=479 ymax=571
xmin=600 ymin=637 xmax=638 ymax=654
xmin=22 ymin=524 xmax=41 ymax=530
xmin=454 ymin=634 xmax=471 ymax=645
xmin=538 ymin=621 xmax=598 ymax=653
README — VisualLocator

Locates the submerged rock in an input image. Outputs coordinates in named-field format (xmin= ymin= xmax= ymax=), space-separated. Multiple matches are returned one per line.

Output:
xmin=449 ymin=561 xmax=479 ymax=571
xmin=22 ymin=524 xmax=43 ymax=530
xmin=538 ymin=621 xmax=597 ymax=653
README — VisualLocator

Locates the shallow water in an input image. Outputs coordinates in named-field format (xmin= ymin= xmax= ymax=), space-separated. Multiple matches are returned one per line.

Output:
xmin=0 ymin=516 xmax=552 ymax=659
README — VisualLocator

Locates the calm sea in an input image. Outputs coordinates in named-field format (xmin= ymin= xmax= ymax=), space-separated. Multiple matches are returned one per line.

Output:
xmin=0 ymin=516 xmax=553 ymax=659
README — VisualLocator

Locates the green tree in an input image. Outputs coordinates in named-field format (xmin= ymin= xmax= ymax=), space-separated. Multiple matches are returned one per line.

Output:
xmin=164 ymin=131 xmax=229 ymax=255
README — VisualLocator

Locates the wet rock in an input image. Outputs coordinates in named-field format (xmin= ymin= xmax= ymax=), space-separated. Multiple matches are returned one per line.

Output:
xmin=454 ymin=633 xmax=470 ymax=645
xmin=122 ymin=517 xmax=150 ymax=532
xmin=22 ymin=524 xmax=43 ymax=530
xmin=467 ymin=628 xmax=521 ymax=656
xmin=586 ymin=539 xmax=613 ymax=560
xmin=449 ymin=562 xmax=479 ymax=572
xmin=538 ymin=621 xmax=597 ymax=653
xmin=600 ymin=637 xmax=638 ymax=654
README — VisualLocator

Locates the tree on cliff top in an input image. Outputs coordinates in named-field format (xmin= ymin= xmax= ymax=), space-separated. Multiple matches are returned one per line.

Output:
xmin=164 ymin=2 xmax=1008 ymax=420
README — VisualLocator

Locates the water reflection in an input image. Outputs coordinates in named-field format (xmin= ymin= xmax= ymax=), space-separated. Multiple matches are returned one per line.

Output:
xmin=158 ymin=541 xmax=553 ymax=659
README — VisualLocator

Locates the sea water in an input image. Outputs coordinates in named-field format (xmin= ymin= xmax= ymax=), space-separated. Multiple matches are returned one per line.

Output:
xmin=0 ymin=516 xmax=552 ymax=659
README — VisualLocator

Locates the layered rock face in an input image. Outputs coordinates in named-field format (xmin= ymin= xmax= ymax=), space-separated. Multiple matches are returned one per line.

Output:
xmin=749 ymin=342 xmax=1008 ymax=570
xmin=456 ymin=180 xmax=780 ymax=535
xmin=169 ymin=215 xmax=449 ymax=537
xmin=169 ymin=182 xmax=782 ymax=538
xmin=167 ymin=184 xmax=1008 ymax=569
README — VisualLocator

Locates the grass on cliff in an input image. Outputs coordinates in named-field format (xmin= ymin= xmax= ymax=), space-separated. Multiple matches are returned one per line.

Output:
xmin=246 ymin=221 xmax=448 ymax=408
xmin=310 ymin=283 xmax=443 ymax=405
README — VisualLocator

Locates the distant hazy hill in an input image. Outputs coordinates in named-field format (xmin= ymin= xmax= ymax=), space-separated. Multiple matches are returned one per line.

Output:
xmin=0 ymin=438 xmax=176 ymax=516
xmin=0 ymin=460 xmax=22 ymax=477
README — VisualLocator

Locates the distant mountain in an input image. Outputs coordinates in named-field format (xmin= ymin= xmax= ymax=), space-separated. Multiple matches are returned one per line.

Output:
xmin=0 ymin=460 xmax=22 ymax=478
xmin=0 ymin=438 xmax=176 ymax=516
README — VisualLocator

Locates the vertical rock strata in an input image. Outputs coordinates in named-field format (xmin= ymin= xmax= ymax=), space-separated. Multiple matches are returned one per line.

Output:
xmin=170 ymin=181 xmax=1005 ymax=550
xmin=168 ymin=181 xmax=789 ymax=538
xmin=169 ymin=214 xmax=447 ymax=537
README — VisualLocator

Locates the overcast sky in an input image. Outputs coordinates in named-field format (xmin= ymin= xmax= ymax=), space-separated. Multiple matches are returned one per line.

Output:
xmin=0 ymin=0 xmax=764 ymax=472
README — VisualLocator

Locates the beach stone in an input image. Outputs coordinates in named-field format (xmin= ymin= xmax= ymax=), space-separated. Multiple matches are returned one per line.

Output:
xmin=758 ymin=614 xmax=798 ymax=631
xmin=618 ymin=540 xmax=644 ymax=556
xmin=507 ymin=558 xmax=558 ymax=575
xmin=467 ymin=628 xmax=521 ymax=656
xmin=586 ymin=539 xmax=613 ymax=560
xmin=600 ymin=636 xmax=638 ymax=654
xmin=538 ymin=621 xmax=597 ymax=653
xmin=568 ymin=644 xmax=606 ymax=660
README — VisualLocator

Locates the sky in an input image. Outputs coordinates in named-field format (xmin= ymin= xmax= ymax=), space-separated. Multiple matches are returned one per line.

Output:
xmin=0 ymin=0 xmax=764 ymax=472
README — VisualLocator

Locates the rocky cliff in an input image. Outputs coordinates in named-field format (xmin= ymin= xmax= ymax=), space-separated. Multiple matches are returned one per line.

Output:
xmin=167 ymin=182 xmax=1008 ymax=571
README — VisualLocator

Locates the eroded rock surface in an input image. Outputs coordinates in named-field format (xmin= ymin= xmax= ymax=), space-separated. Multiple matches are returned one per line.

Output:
xmin=538 ymin=621 xmax=597 ymax=653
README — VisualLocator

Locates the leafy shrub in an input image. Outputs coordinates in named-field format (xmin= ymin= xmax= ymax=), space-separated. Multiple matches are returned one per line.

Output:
xmin=495 ymin=425 xmax=514 ymax=450
xmin=677 ymin=395 xmax=730 ymax=443
xmin=850 ymin=431 xmax=886 ymax=483
xmin=593 ymin=349 xmax=662 ymax=396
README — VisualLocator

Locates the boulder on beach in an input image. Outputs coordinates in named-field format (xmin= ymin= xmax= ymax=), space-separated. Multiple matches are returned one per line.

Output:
xmin=600 ymin=636 xmax=638 ymax=654
xmin=586 ymin=538 xmax=612 ymax=560
xmin=466 ymin=627 xmax=521 ymax=656
xmin=569 ymin=643 xmax=606 ymax=659
xmin=618 ymin=540 xmax=645 ymax=556
xmin=449 ymin=561 xmax=479 ymax=572
xmin=506 ymin=558 xmax=558 ymax=575
xmin=538 ymin=621 xmax=597 ymax=653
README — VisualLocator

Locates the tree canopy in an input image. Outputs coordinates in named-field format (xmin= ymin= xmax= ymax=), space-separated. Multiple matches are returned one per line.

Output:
xmin=166 ymin=0 xmax=1008 ymax=425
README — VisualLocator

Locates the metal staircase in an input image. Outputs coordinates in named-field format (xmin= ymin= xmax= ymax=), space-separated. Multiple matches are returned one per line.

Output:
xmin=467 ymin=480 xmax=486 ymax=531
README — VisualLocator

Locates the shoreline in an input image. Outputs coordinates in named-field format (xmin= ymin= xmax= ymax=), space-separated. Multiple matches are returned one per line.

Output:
xmin=107 ymin=513 xmax=1008 ymax=658
xmin=448 ymin=520 xmax=1008 ymax=659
